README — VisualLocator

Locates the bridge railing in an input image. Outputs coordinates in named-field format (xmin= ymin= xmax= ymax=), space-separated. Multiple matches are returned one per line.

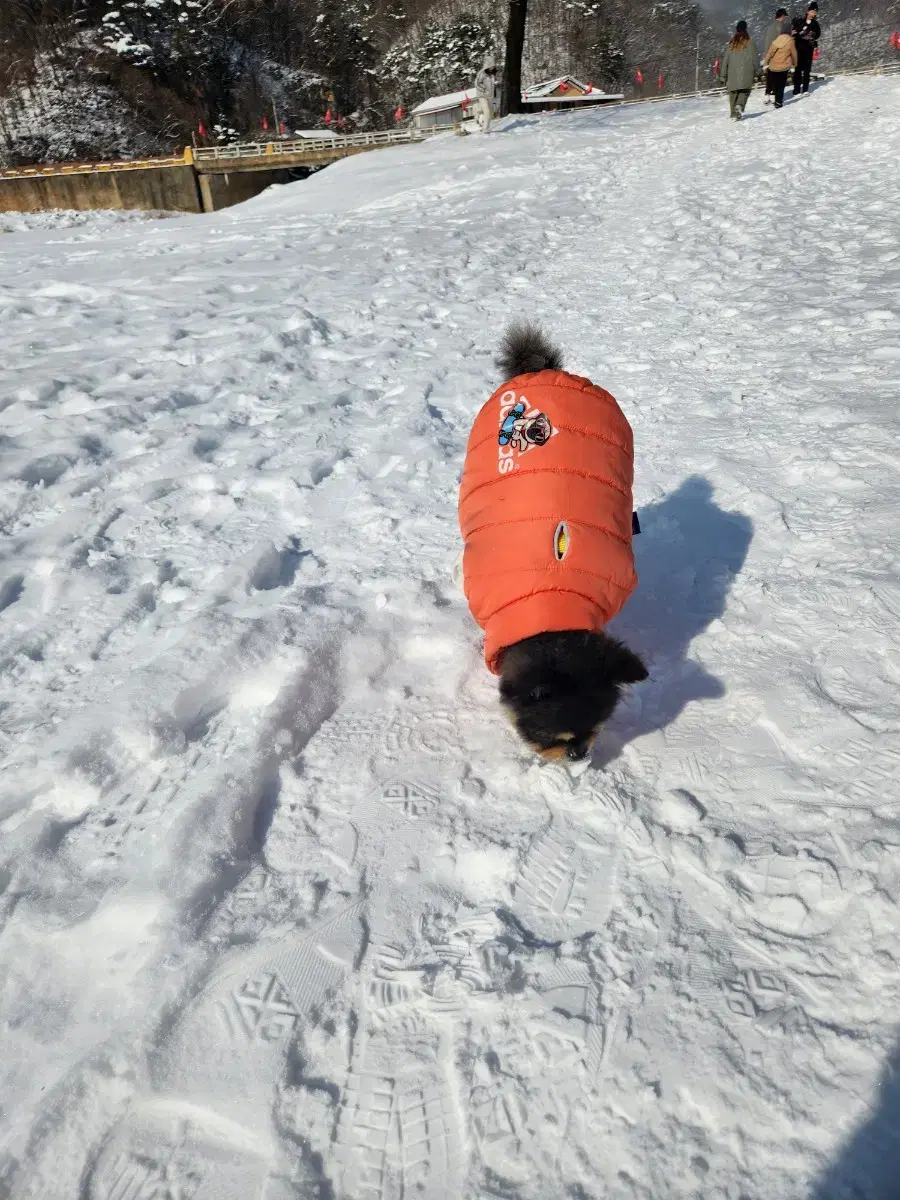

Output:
xmin=0 ymin=152 xmax=189 ymax=180
xmin=194 ymin=128 xmax=423 ymax=161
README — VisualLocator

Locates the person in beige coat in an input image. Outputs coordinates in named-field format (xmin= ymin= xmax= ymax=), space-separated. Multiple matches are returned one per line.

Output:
xmin=763 ymin=26 xmax=798 ymax=108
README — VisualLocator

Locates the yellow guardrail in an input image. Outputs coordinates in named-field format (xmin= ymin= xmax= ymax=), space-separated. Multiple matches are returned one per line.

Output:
xmin=0 ymin=147 xmax=193 ymax=181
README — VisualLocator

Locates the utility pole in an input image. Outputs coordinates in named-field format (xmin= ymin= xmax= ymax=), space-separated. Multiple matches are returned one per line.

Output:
xmin=695 ymin=34 xmax=701 ymax=94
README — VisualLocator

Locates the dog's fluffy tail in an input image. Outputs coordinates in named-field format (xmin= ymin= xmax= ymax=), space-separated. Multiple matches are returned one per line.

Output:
xmin=496 ymin=322 xmax=563 ymax=381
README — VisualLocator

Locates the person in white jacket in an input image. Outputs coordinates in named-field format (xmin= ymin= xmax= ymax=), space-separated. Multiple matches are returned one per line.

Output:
xmin=474 ymin=54 xmax=498 ymax=132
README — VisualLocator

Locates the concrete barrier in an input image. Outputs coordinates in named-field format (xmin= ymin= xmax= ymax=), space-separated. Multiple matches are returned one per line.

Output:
xmin=0 ymin=154 xmax=328 ymax=215
xmin=0 ymin=163 xmax=203 ymax=214
xmin=196 ymin=166 xmax=314 ymax=213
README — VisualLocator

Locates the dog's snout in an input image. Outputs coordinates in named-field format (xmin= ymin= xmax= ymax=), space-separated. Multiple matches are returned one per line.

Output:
xmin=566 ymin=744 xmax=587 ymax=761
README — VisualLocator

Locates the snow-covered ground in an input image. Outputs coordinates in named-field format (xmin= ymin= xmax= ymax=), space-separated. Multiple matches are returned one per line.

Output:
xmin=1 ymin=77 xmax=899 ymax=1200
xmin=0 ymin=209 xmax=175 ymax=236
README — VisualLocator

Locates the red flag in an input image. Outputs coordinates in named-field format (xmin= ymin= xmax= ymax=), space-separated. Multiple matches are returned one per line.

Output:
xmin=585 ymin=83 xmax=593 ymax=94
xmin=658 ymin=72 xmax=664 ymax=89
xmin=324 ymin=108 xmax=332 ymax=124
xmin=198 ymin=122 xmax=207 ymax=137
xmin=714 ymin=56 xmax=720 ymax=74
xmin=460 ymin=96 xmax=470 ymax=111
xmin=560 ymin=80 xmax=569 ymax=92
xmin=261 ymin=115 xmax=268 ymax=131
xmin=394 ymin=105 xmax=404 ymax=122
xmin=279 ymin=121 xmax=286 ymax=134
xmin=813 ymin=47 xmax=820 ymax=60
xmin=635 ymin=68 xmax=644 ymax=85
xmin=891 ymin=31 xmax=900 ymax=49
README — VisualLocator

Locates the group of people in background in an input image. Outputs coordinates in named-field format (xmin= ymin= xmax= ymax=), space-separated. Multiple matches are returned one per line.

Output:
xmin=470 ymin=6 xmax=825 ymax=135
xmin=719 ymin=3 xmax=822 ymax=119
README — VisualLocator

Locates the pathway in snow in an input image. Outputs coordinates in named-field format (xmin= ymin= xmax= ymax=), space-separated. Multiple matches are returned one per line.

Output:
xmin=1 ymin=78 xmax=900 ymax=1199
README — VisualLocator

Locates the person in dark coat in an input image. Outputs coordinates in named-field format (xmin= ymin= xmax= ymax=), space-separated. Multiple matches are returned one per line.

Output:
xmin=720 ymin=20 xmax=760 ymax=120
xmin=793 ymin=3 xmax=821 ymax=96
xmin=763 ymin=8 xmax=789 ymax=101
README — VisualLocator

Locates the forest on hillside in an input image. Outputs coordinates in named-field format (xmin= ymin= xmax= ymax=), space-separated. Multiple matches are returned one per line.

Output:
xmin=0 ymin=0 xmax=897 ymax=165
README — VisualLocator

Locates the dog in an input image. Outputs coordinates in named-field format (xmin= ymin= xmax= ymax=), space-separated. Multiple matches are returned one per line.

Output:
xmin=458 ymin=323 xmax=648 ymax=762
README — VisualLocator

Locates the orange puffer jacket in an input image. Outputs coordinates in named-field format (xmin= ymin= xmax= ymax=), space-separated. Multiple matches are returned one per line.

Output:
xmin=459 ymin=370 xmax=637 ymax=674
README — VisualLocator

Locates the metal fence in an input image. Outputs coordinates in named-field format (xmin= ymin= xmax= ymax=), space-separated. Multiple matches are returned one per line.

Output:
xmin=193 ymin=128 xmax=424 ymax=162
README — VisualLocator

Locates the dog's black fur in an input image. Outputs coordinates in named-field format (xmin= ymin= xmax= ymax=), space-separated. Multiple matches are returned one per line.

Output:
xmin=500 ymin=632 xmax=648 ymax=761
xmin=494 ymin=323 xmax=648 ymax=762
xmin=496 ymin=322 xmax=564 ymax=380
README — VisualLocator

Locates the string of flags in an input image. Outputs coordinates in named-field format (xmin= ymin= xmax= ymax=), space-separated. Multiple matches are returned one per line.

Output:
xmin=634 ymin=69 xmax=664 ymax=90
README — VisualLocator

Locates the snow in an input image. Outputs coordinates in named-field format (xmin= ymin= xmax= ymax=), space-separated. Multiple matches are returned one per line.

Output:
xmin=0 ymin=210 xmax=176 ymax=236
xmin=1 ymin=75 xmax=900 ymax=1199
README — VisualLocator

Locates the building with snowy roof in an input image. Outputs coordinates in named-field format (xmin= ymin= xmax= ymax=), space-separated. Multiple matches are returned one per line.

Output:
xmin=410 ymin=89 xmax=480 ymax=133
xmin=410 ymin=76 xmax=622 ymax=133
xmin=522 ymin=76 xmax=624 ymax=110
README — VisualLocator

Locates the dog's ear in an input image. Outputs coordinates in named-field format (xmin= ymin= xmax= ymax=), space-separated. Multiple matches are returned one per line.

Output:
xmin=614 ymin=645 xmax=649 ymax=684
xmin=598 ymin=638 xmax=648 ymax=685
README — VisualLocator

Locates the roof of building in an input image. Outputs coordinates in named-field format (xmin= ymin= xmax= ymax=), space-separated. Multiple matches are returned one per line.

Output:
xmin=520 ymin=91 xmax=624 ymax=104
xmin=522 ymin=75 xmax=622 ymax=101
xmin=411 ymin=88 xmax=479 ymax=117
xmin=523 ymin=75 xmax=590 ymax=98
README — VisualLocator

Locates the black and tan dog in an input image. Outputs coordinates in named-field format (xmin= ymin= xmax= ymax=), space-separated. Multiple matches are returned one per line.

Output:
xmin=458 ymin=325 xmax=647 ymax=761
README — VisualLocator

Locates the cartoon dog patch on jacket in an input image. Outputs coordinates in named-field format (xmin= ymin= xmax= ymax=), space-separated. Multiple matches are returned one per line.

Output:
xmin=498 ymin=401 xmax=552 ymax=453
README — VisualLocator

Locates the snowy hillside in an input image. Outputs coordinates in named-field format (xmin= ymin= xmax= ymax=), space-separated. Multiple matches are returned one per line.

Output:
xmin=2 ymin=77 xmax=900 ymax=1200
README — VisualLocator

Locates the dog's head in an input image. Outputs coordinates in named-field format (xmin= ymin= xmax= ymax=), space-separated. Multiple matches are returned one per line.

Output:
xmin=522 ymin=414 xmax=551 ymax=446
xmin=499 ymin=631 xmax=648 ymax=761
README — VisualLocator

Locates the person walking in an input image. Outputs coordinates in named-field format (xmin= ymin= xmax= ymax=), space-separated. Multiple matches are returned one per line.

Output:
xmin=793 ymin=4 xmax=821 ymax=96
xmin=720 ymin=21 xmax=760 ymax=120
xmin=763 ymin=8 xmax=789 ymax=102
xmin=763 ymin=22 xmax=797 ymax=108
xmin=474 ymin=54 xmax=498 ymax=132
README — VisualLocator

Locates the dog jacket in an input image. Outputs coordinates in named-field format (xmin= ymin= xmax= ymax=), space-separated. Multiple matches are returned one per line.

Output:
xmin=458 ymin=369 xmax=637 ymax=674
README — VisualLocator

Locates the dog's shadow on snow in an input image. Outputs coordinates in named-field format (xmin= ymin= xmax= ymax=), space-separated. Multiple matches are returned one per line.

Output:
xmin=809 ymin=1040 xmax=900 ymax=1200
xmin=595 ymin=474 xmax=753 ymax=767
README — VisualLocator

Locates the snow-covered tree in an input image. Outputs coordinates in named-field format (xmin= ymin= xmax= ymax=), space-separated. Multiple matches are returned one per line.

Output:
xmin=378 ymin=14 xmax=494 ymax=104
xmin=101 ymin=0 xmax=210 ymax=75
xmin=99 ymin=0 xmax=242 ymax=123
